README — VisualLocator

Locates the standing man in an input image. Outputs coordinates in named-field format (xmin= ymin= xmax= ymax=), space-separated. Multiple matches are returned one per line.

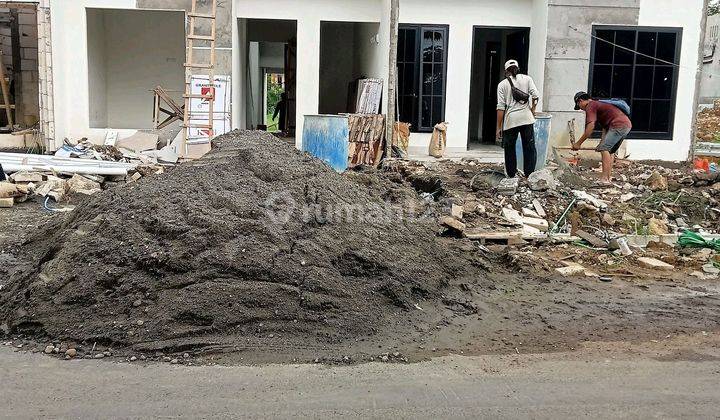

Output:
xmin=496 ymin=59 xmax=540 ymax=178
xmin=272 ymin=92 xmax=288 ymax=134
xmin=572 ymin=92 xmax=632 ymax=184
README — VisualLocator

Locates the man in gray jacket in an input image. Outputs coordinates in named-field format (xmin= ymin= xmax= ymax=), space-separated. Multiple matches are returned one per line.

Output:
xmin=496 ymin=59 xmax=540 ymax=178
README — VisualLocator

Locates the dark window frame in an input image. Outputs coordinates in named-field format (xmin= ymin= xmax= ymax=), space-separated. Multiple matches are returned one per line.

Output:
xmin=588 ymin=25 xmax=683 ymax=140
xmin=398 ymin=23 xmax=449 ymax=133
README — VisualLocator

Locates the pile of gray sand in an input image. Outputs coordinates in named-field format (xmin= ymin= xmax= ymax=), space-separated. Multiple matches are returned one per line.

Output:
xmin=0 ymin=130 xmax=481 ymax=353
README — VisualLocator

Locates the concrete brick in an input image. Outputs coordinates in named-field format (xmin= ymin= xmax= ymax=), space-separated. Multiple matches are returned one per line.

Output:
xmin=20 ymin=59 xmax=37 ymax=69
xmin=17 ymin=12 xmax=35 ymax=26
xmin=21 ymin=47 xmax=36 ymax=60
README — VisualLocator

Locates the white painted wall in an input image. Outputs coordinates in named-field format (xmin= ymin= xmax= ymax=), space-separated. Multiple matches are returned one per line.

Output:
xmin=86 ymin=8 xmax=185 ymax=129
xmin=50 ymin=0 xmax=136 ymax=144
xmin=86 ymin=8 xmax=107 ymax=128
xmin=629 ymin=0 xmax=704 ymax=161
xmin=354 ymin=22 xmax=383 ymax=81
xmin=399 ymin=0 xmax=536 ymax=152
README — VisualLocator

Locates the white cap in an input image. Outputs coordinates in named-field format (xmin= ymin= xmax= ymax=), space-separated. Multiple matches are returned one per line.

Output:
xmin=504 ymin=59 xmax=519 ymax=70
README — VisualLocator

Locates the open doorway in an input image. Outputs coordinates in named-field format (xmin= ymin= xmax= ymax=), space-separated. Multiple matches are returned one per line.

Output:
xmin=467 ymin=27 xmax=530 ymax=147
xmin=246 ymin=19 xmax=296 ymax=140
xmin=318 ymin=21 xmax=383 ymax=115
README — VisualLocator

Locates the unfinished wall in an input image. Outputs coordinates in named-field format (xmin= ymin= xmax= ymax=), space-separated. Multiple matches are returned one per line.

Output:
xmin=86 ymin=8 xmax=185 ymax=129
xmin=700 ymin=14 xmax=720 ymax=104
xmin=0 ymin=3 xmax=39 ymax=129
xmin=86 ymin=8 xmax=107 ymax=128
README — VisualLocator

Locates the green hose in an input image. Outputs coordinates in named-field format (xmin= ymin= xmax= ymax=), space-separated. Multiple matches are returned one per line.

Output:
xmin=678 ymin=231 xmax=720 ymax=252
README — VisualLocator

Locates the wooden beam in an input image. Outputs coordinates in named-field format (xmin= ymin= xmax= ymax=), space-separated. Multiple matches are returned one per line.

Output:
xmin=384 ymin=0 xmax=399 ymax=159
xmin=0 ymin=58 xmax=14 ymax=127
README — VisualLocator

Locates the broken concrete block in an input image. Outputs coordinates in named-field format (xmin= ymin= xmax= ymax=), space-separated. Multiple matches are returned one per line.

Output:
xmin=620 ymin=193 xmax=637 ymax=202
xmin=440 ymin=216 xmax=466 ymax=232
xmin=528 ymin=168 xmax=557 ymax=191
xmin=522 ymin=207 xmax=541 ymax=218
xmin=573 ymin=190 xmax=607 ymax=209
xmin=645 ymin=171 xmax=668 ymax=192
xmin=637 ymin=257 xmax=674 ymax=271
xmin=497 ymin=177 xmax=519 ymax=196
xmin=532 ymin=199 xmax=546 ymax=218
xmin=128 ymin=172 xmax=143 ymax=183
xmin=602 ymin=213 xmax=616 ymax=226
xmin=451 ymin=204 xmax=464 ymax=220
xmin=35 ymin=176 xmax=68 ymax=201
xmin=10 ymin=171 xmax=43 ymax=183
xmin=0 ymin=182 xmax=18 ymax=198
xmin=703 ymin=263 xmax=720 ymax=275
xmin=502 ymin=208 xmax=523 ymax=225
xmin=576 ymin=230 xmax=608 ymax=248
xmin=67 ymin=174 xmax=102 ymax=196
xmin=555 ymin=265 xmax=585 ymax=277
xmin=116 ymin=131 xmax=159 ymax=153
xmin=647 ymin=217 xmax=669 ymax=235
xmin=0 ymin=197 xmax=13 ymax=208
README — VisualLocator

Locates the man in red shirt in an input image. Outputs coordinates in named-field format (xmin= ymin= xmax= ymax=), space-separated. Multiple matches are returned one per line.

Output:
xmin=572 ymin=92 xmax=632 ymax=184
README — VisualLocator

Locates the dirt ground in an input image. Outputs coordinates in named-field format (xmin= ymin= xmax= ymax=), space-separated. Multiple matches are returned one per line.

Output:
xmin=2 ymin=147 xmax=720 ymax=365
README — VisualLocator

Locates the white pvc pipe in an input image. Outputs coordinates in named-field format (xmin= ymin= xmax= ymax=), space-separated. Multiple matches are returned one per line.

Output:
xmin=1 ymin=163 xmax=129 ymax=176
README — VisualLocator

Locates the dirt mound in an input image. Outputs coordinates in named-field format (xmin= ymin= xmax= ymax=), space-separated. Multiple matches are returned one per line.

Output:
xmin=0 ymin=131 xmax=481 ymax=352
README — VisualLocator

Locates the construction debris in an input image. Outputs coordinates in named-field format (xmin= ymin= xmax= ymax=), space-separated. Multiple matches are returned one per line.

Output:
xmin=379 ymin=144 xmax=720 ymax=281
xmin=0 ymin=131 xmax=481 ymax=352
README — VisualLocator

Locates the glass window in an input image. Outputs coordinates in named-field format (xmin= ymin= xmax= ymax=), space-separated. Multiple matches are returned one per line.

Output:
xmin=589 ymin=26 xmax=682 ymax=139
xmin=397 ymin=24 xmax=448 ymax=132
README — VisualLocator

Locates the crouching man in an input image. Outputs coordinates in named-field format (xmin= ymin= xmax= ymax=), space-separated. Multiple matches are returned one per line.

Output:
xmin=572 ymin=92 xmax=632 ymax=184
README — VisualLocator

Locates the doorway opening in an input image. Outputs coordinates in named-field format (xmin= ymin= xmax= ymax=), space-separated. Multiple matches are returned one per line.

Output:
xmin=245 ymin=19 xmax=297 ymax=141
xmin=318 ymin=20 xmax=382 ymax=115
xmin=467 ymin=27 xmax=530 ymax=147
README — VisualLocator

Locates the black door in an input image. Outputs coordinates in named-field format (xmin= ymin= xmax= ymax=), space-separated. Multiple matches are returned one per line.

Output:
xmin=482 ymin=41 xmax=501 ymax=144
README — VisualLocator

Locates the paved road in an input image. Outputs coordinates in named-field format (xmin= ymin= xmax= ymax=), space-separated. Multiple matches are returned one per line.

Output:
xmin=1 ymin=339 xmax=719 ymax=419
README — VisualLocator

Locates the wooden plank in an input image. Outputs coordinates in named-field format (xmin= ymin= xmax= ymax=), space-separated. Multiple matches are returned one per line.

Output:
xmin=384 ymin=0 xmax=399 ymax=159
xmin=0 ymin=51 xmax=14 ymax=126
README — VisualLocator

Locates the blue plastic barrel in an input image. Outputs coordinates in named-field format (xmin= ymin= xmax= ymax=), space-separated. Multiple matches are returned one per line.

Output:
xmin=516 ymin=113 xmax=552 ymax=171
xmin=302 ymin=115 xmax=350 ymax=172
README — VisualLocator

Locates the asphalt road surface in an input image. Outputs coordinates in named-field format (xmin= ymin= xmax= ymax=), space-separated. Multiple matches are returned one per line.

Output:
xmin=2 ymin=336 xmax=719 ymax=419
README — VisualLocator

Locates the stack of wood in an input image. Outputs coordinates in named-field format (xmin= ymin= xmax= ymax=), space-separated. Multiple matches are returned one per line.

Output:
xmin=348 ymin=114 xmax=385 ymax=167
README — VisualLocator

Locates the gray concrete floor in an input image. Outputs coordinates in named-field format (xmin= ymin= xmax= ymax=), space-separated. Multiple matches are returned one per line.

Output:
xmin=2 ymin=338 xmax=720 ymax=419
xmin=408 ymin=144 xmax=505 ymax=163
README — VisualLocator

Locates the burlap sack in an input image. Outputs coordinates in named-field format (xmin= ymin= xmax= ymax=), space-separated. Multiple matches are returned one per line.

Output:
xmin=428 ymin=122 xmax=448 ymax=158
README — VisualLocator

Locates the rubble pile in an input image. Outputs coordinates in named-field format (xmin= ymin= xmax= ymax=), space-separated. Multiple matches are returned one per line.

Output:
xmin=0 ymin=130 xmax=481 ymax=354
xmin=697 ymin=100 xmax=720 ymax=143
xmin=0 ymin=134 xmax=175 ymax=208
xmin=382 ymin=156 xmax=720 ymax=280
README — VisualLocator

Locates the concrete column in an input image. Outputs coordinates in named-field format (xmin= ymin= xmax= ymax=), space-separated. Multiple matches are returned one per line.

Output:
xmin=295 ymin=17 xmax=320 ymax=149
xmin=529 ymin=0 xmax=548 ymax=111
xmin=444 ymin=23 xmax=474 ymax=150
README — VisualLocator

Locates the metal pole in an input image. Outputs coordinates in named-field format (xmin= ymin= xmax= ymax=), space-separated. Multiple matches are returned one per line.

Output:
xmin=385 ymin=0 xmax=399 ymax=159
xmin=689 ymin=0 xmax=710 ymax=161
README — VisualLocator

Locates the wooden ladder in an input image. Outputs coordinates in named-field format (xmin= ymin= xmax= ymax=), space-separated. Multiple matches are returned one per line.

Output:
xmin=181 ymin=0 xmax=217 ymax=156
